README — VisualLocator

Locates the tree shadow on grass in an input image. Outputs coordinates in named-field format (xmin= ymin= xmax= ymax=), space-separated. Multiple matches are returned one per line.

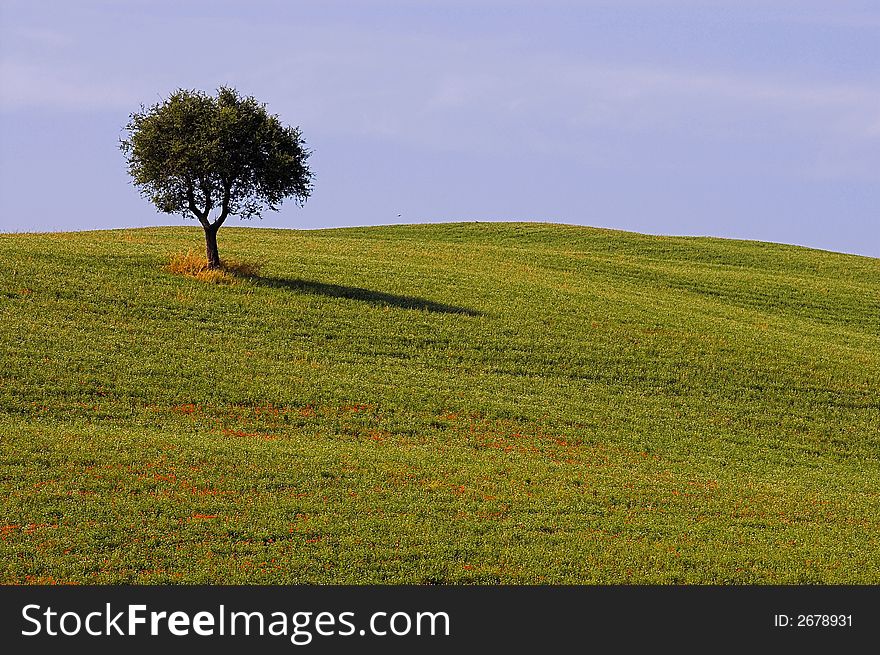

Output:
xmin=253 ymin=276 xmax=483 ymax=316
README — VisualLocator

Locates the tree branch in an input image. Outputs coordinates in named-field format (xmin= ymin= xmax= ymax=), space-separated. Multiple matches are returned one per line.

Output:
xmin=211 ymin=181 xmax=232 ymax=230
xmin=199 ymin=176 xmax=214 ymax=218
xmin=186 ymin=179 xmax=210 ymax=228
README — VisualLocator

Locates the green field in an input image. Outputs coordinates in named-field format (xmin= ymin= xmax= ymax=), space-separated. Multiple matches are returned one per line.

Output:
xmin=1 ymin=222 xmax=878 ymax=584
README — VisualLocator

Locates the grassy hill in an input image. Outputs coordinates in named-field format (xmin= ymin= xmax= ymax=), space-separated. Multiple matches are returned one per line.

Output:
xmin=1 ymin=222 xmax=878 ymax=584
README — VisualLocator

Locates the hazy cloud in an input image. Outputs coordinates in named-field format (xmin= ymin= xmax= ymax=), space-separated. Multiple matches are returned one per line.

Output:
xmin=0 ymin=60 xmax=139 ymax=111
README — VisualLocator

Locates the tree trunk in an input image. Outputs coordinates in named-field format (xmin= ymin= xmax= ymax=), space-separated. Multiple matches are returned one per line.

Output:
xmin=204 ymin=224 xmax=221 ymax=269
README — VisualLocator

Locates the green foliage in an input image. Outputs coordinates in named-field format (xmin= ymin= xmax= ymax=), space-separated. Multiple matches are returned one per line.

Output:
xmin=1 ymin=223 xmax=879 ymax=584
xmin=120 ymin=87 xmax=312 ymax=225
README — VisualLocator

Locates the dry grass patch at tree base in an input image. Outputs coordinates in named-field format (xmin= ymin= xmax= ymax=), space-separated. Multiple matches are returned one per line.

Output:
xmin=166 ymin=251 xmax=262 ymax=284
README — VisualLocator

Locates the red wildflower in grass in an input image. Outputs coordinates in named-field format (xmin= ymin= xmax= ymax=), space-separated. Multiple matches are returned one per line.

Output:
xmin=171 ymin=404 xmax=198 ymax=415
xmin=0 ymin=524 xmax=20 ymax=539
xmin=190 ymin=514 xmax=218 ymax=520
xmin=23 ymin=575 xmax=68 ymax=585
xmin=221 ymin=428 xmax=259 ymax=438
xmin=254 ymin=404 xmax=280 ymax=417
xmin=341 ymin=403 xmax=371 ymax=413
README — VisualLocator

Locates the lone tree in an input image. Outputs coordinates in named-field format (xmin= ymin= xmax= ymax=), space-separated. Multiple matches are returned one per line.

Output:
xmin=121 ymin=87 xmax=313 ymax=268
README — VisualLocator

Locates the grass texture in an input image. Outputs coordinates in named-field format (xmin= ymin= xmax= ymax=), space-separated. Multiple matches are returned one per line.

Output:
xmin=1 ymin=222 xmax=878 ymax=584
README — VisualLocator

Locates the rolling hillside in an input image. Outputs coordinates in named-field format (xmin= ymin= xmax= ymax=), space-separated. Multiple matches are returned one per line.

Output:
xmin=1 ymin=222 xmax=878 ymax=583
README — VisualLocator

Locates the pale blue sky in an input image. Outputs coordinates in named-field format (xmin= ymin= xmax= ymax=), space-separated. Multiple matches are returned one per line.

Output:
xmin=1 ymin=0 xmax=878 ymax=256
